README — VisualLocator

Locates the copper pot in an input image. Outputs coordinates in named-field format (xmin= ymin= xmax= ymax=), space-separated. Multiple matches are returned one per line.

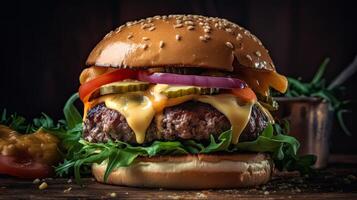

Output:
xmin=273 ymin=97 xmax=333 ymax=168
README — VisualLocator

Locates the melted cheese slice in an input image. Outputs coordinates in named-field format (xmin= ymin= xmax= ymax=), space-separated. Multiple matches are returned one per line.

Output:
xmin=255 ymin=101 xmax=275 ymax=124
xmin=102 ymin=92 xmax=155 ymax=144
xmin=85 ymin=85 xmax=256 ymax=144
xmin=196 ymin=95 xmax=253 ymax=144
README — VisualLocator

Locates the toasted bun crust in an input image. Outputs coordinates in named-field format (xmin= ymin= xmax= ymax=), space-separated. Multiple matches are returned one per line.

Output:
xmin=92 ymin=153 xmax=272 ymax=189
xmin=86 ymin=15 xmax=275 ymax=72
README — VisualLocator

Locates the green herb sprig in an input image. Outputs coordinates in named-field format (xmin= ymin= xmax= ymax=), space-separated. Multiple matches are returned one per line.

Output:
xmin=0 ymin=109 xmax=62 ymax=134
xmin=284 ymin=58 xmax=351 ymax=135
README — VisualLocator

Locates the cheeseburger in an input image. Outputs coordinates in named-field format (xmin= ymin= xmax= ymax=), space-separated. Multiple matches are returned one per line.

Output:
xmin=78 ymin=15 xmax=288 ymax=189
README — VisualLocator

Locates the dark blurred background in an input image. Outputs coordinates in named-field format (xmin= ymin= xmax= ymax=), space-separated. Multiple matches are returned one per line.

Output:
xmin=0 ymin=0 xmax=356 ymax=154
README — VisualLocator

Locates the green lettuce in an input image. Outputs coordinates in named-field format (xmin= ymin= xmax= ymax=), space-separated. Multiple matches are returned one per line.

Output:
xmin=51 ymin=93 xmax=316 ymax=183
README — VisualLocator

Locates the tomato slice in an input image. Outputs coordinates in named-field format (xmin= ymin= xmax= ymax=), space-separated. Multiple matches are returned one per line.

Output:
xmin=0 ymin=155 xmax=53 ymax=179
xmin=79 ymin=69 xmax=139 ymax=101
xmin=231 ymin=87 xmax=257 ymax=102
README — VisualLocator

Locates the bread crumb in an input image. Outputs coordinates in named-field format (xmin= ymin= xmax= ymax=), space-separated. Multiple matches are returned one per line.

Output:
xmin=63 ymin=187 xmax=72 ymax=193
xmin=110 ymin=192 xmax=117 ymax=197
xmin=196 ymin=192 xmax=207 ymax=199
xmin=33 ymin=178 xmax=41 ymax=184
xmin=39 ymin=182 xmax=48 ymax=190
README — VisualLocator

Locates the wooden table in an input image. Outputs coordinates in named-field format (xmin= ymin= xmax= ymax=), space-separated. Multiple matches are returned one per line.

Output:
xmin=1 ymin=156 xmax=357 ymax=200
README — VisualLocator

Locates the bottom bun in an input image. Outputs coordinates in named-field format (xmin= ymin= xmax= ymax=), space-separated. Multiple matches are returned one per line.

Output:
xmin=92 ymin=153 xmax=273 ymax=189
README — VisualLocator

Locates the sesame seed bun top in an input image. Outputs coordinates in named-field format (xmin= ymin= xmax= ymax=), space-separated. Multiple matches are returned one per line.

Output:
xmin=86 ymin=15 xmax=276 ymax=72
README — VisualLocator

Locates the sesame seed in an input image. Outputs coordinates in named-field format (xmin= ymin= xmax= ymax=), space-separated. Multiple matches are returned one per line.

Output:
xmin=176 ymin=19 xmax=182 ymax=24
xmin=114 ymin=26 xmax=123 ymax=33
xmin=159 ymin=41 xmax=165 ymax=48
xmin=175 ymin=34 xmax=181 ymax=41
xmin=142 ymin=37 xmax=150 ymax=41
xmin=255 ymin=51 xmax=262 ymax=57
xmin=204 ymin=34 xmax=211 ymax=40
xmin=39 ymin=182 xmax=48 ymax=190
xmin=187 ymin=26 xmax=195 ymax=30
xmin=67 ymin=179 xmax=72 ymax=183
xmin=264 ymin=191 xmax=270 ymax=195
xmin=244 ymin=30 xmax=250 ymax=35
xmin=204 ymin=29 xmax=210 ymax=33
xmin=214 ymin=23 xmax=219 ymax=28
xmin=199 ymin=22 xmax=204 ymax=26
xmin=141 ymin=24 xmax=151 ymax=29
xmin=199 ymin=36 xmax=207 ymax=42
xmin=127 ymin=34 xmax=133 ymax=39
xmin=255 ymin=62 xmax=261 ymax=68
xmin=174 ymin=24 xmax=183 ymax=28
xmin=225 ymin=28 xmax=233 ymax=33
xmin=185 ymin=21 xmax=194 ymax=25
xmin=148 ymin=26 xmax=156 ymax=31
xmin=225 ymin=42 xmax=234 ymax=49
xmin=104 ymin=31 xmax=113 ymax=38
xmin=142 ymin=44 xmax=148 ymax=50
xmin=236 ymin=33 xmax=243 ymax=40
xmin=246 ymin=55 xmax=252 ymax=61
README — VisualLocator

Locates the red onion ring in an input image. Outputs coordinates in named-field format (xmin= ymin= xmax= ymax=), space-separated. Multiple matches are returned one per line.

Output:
xmin=138 ymin=72 xmax=247 ymax=89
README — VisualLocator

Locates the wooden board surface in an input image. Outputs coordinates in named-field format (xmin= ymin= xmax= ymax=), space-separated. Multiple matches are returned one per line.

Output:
xmin=1 ymin=163 xmax=357 ymax=200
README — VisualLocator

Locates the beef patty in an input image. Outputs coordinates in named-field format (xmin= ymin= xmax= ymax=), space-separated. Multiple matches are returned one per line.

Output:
xmin=83 ymin=101 xmax=269 ymax=144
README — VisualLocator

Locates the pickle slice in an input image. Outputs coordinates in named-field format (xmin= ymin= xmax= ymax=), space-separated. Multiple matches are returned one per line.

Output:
xmin=100 ymin=80 xmax=149 ymax=95
xmin=89 ymin=80 xmax=149 ymax=100
xmin=161 ymin=86 xmax=219 ymax=98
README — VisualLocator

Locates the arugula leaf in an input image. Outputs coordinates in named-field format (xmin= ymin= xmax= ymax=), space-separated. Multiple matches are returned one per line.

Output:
xmin=201 ymin=130 xmax=232 ymax=153
xmin=63 ymin=93 xmax=82 ymax=129
xmin=103 ymin=148 xmax=140 ymax=182
xmin=55 ymin=123 xmax=316 ymax=183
